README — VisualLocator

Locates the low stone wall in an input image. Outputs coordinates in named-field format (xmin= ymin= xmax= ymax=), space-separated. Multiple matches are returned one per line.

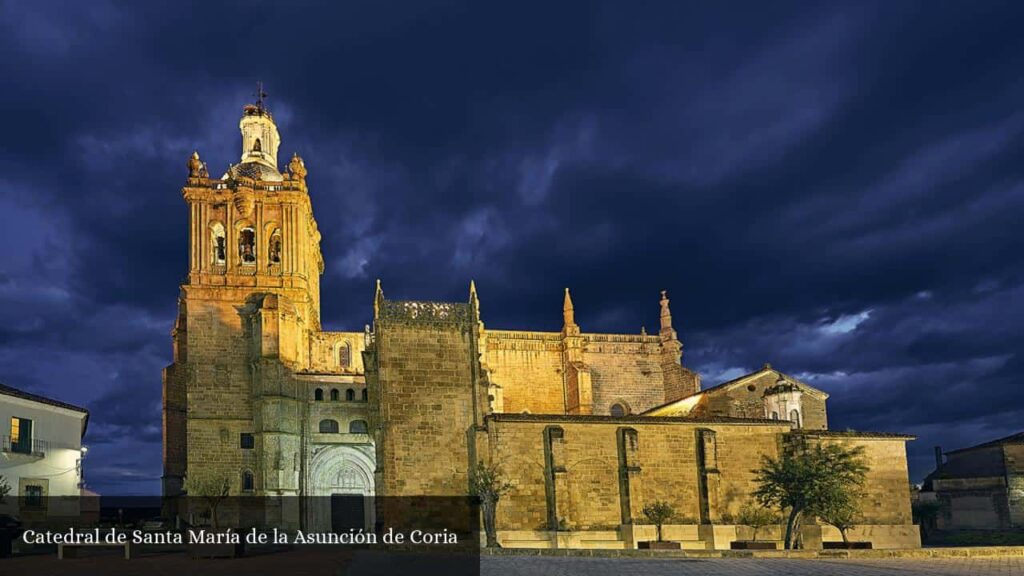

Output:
xmin=497 ymin=523 xmax=919 ymax=551
xmin=483 ymin=545 xmax=1024 ymax=559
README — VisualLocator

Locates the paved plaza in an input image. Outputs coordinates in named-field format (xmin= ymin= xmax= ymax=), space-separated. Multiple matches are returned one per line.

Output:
xmin=480 ymin=555 xmax=1024 ymax=576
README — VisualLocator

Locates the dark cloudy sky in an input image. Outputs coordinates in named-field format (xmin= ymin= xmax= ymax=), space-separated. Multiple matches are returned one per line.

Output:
xmin=1 ymin=1 xmax=1023 ymax=496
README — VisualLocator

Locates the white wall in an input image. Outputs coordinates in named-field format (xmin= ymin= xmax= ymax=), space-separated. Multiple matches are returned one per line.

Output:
xmin=0 ymin=394 xmax=87 ymax=516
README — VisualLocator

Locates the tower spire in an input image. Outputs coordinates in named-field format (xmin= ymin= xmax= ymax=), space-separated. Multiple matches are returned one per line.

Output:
xmin=563 ymin=287 xmax=575 ymax=327
xmin=254 ymin=81 xmax=268 ymax=112
xmin=659 ymin=290 xmax=675 ymax=338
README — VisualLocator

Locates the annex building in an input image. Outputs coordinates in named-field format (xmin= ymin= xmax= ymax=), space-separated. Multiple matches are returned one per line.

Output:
xmin=162 ymin=98 xmax=920 ymax=549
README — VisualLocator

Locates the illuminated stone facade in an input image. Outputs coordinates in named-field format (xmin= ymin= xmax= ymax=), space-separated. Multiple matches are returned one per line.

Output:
xmin=164 ymin=100 xmax=920 ymax=548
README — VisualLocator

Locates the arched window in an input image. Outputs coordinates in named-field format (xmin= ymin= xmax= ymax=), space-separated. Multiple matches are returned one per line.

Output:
xmin=319 ymin=419 xmax=339 ymax=433
xmin=349 ymin=420 xmax=368 ymax=434
xmin=330 ymin=388 xmax=339 ymax=402
xmin=345 ymin=388 xmax=355 ymax=402
xmin=771 ymin=411 xmax=779 ymax=420
xmin=253 ymin=138 xmax=262 ymax=152
xmin=239 ymin=228 xmax=256 ymax=264
xmin=314 ymin=388 xmax=324 ymax=401
xmin=361 ymin=388 xmax=368 ymax=402
xmin=610 ymin=403 xmax=628 ymax=417
xmin=269 ymin=229 xmax=282 ymax=264
xmin=241 ymin=470 xmax=254 ymax=492
xmin=789 ymin=409 xmax=801 ymax=428
xmin=211 ymin=223 xmax=226 ymax=265
xmin=339 ymin=342 xmax=352 ymax=368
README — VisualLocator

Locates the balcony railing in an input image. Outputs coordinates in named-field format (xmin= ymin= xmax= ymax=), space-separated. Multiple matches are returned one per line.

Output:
xmin=1 ymin=435 xmax=48 ymax=457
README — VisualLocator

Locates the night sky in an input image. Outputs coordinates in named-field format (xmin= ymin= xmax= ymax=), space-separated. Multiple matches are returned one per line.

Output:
xmin=1 ymin=2 xmax=1023 ymax=496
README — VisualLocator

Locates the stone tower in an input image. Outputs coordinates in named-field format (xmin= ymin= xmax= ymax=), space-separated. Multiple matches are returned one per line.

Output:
xmin=162 ymin=96 xmax=324 ymax=502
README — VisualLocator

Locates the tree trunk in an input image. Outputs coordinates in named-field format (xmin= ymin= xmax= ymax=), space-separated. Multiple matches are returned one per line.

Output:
xmin=840 ymin=528 xmax=849 ymax=545
xmin=482 ymin=497 xmax=500 ymax=548
xmin=656 ymin=524 xmax=663 ymax=542
xmin=784 ymin=507 xmax=800 ymax=550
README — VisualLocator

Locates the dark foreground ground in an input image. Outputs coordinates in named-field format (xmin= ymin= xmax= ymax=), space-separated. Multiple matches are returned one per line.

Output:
xmin=3 ymin=548 xmax=1024 ymax=576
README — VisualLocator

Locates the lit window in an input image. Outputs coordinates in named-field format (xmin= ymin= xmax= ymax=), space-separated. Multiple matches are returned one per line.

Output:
xmin=10 ymin=417 xmax=32 ymax=454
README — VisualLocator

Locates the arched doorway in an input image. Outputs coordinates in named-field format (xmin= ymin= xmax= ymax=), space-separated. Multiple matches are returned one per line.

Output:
xmin=307 ymin=445 xmax=375 ymax=532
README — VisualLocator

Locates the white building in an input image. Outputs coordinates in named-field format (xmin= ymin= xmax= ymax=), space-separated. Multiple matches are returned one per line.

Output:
xmin=0 ymin=382 xmax=89 ymax=522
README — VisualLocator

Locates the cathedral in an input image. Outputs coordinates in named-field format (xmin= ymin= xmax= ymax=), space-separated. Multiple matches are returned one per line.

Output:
xmin=163 ymin=98 xmax=920 ymax=549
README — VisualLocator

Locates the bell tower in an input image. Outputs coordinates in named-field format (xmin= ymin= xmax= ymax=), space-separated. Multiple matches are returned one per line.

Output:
xmin=163 ymin=90 xmax=323 ymax=502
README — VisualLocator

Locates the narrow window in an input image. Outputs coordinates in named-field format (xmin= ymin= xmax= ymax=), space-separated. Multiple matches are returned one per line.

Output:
xmin=239 ymin=228 xmax=256 ymax=264
xmin=789 ymin=409 xmax=801 ymax=428
xmin=339 ymin=342 xmax=352 ymax=368
xmin=349 ymin=420 xmax=369 ymax=434
xmin=24 ymin=485 xmax=44 ymax=508
xmin=314 ymin=388 xmax=324 ymax=401
xmin=10 ymin=417 xmax=32 ymax=454
xmin=211 ymin=223 xmax=226 ymax=265
xmin=330 ymin=388 xmax=339 ymax=401
xmin=319 ymin=419 xmax=339 ymax=433
xmin=361 ymin=388 xmax=368 ymax=402
xmin=241 ymin=470 xmax=255 ymax=492
xmin=345 ymin=388 xmax=355 ymax=402
xmin=253 ymin=138 xmax=262 ymax=152
xmin=771 ymin=411 xmax=779 ymax=420
xmin=240 ymin=433 xmax=254 ymax=449
xmin=269 ymin=229 xmax=282 ymax=264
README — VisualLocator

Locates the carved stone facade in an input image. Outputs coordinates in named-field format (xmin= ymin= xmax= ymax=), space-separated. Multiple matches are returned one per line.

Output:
xmin=164 ymin=100 xmax=920 ymax=549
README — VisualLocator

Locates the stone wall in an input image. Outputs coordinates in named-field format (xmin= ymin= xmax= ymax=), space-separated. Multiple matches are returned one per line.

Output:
xmin=483 ymin=329 xmax=692 ymax=417
xmin=483 ymin=331 xmax=565 ymax=415
xmin=484 ymin=415 xmax=792 ymax=532
xmin=372 ymin=301 xmax=480 ymax=496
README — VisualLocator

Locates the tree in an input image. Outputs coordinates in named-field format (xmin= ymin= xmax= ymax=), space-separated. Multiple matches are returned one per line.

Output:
xmin=753 ymin=441 xmax=868 ymax=549
xmin=641 ymin=500 xmax=676 ymax=542
xmin=816 ymin=491 xmax=861 ymax=545
xmin=185 ymin=473 xmax=231 ymax=530
xmin=469 ymin=460 xmax=512 ymax=548
xmin=736 ymin=501 xmax=778 ymax=542
xmin=0 ymin=475 xmax=9 ymax=503
xmin=912 ymin=500 xmax=942 ymax=542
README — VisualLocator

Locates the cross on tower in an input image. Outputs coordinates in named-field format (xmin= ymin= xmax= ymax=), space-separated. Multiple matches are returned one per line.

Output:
xmin=254 ymin=81 xmax=268 ymax=111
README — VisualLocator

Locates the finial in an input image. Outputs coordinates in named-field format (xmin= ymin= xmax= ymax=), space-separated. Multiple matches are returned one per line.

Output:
xmin=373 ymin=279 xmax=383 ymax=318
xmin=563 ymin=287 xmax=576 ymax=327
xmin=641 ymin=326 xmax=647 ymax=336
xmin=188 ymin=150 xmax=203 ymax=177
xmin=469 ymin=279 xmax=478 ymax=298
xmin=763 ymin=362 xmax=772 ymax=371
xmin=659 ymin=289 xmax=673 ymax=332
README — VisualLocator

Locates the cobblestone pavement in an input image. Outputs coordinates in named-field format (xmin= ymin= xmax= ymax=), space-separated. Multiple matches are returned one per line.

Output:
xmin=480 ymin=555 xmax=1024 ymax=576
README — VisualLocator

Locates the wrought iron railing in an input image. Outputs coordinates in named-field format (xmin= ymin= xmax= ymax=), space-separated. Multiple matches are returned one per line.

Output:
xmin=0 ymin=435 xmax=47 ymax=457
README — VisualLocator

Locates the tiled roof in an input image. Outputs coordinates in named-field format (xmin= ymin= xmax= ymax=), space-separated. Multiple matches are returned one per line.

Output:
xmin=0 ymin=382 xmax=89 ymax=415
xmin=487 ymin=413 xmax=792 ymax=426
xmin=946 ymin=431 xmax=1024 ymax=454
xmin=789 ymin=430 xmax=916 ymax=440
